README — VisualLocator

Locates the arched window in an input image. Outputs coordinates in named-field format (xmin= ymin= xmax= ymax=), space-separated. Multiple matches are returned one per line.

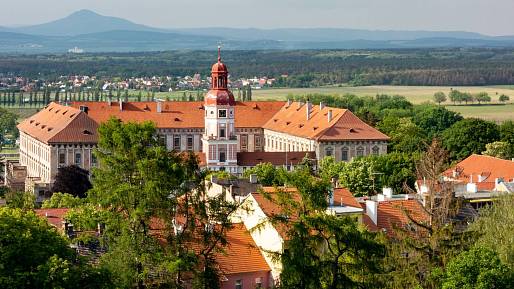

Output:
xmin=372 ymin=146 xmax=380 ymax=155
xmin=356 ymin=146 xmax=364 ymax=157
xmin=325 ymin=147 xmax=333 ymax=157
xmin=341 ymin=147 xmax=349 ymax=161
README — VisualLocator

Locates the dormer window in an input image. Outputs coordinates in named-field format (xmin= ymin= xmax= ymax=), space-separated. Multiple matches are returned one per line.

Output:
xmin=218 ymin=109 xmax=227 ymax=118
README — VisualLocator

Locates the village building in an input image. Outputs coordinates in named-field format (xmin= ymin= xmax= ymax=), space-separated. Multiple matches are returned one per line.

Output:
xmin=12 ymin=50 xmax=388 ymax=192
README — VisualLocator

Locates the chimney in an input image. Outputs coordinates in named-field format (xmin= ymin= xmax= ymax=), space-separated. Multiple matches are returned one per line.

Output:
xmin=366 ymin=200 xmax=378 ymax=225
xmin=382 ymin=187 xmax=393 ymax=199
xmin=108 ymin=96 xmax=112 ymax=106
xmin=249 ymin=174 xmax=258 ymax=184
xmin=287 ymin=99 xmax=292 ymax=107
xmin=478 ymin=174 xmax=485 ymax=182
xmin=319 ymin=102 xmax=325 ymax=110
xmin=119 ymin=100 xmax=123 ymax=111
xmin=328 ymin=188 xmax=334 ymax=206
xmin=306 ymin=100 xmax=312 ymax=120
xmin=156 ymin=100 xmax=162 ymax=113
xmin=327 ymin=109 xmax=333 ymax=122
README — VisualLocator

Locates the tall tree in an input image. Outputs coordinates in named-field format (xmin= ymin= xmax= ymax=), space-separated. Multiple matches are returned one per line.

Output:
xmin=433 ymin=91 xmax=447 ymax=104
xmin=442 ymin=118 xmax=499 ymax=160
xmin=51 ymin=165 xmax=92 ymax=198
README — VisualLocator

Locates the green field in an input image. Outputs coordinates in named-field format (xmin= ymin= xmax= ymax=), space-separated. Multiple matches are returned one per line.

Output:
xmin=2 ymin=85 xmax=513 ymax=122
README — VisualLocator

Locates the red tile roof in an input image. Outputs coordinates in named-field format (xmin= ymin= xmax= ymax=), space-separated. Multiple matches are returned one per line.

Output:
xmin=365 ymin=199 xmax=429 ymax=238
xmin=262 ymin=102 xmax=389 ymax=141
xmin=17 ymin=102 xmax=98 ymax=144
xmin=333 ymin=188 xmax=361 ymax=208
xmin=70 ymin=101 xmax=285 ymax=129
xmin=444 ymin=154 xmax=514 ymax=190
xmin=217 ymin=223 xmax=271 ymax=274
xmin=35 ymin=208 xmax=69 ymax=229
xmin=237 ymin=151 xmax=316 ymax=167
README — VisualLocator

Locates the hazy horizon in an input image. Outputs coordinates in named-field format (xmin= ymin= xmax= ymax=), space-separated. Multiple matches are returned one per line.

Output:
xmin=1 ymin=0 xmax=514 ymax=36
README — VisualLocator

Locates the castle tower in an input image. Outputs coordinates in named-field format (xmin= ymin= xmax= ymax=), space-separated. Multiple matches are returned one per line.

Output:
xmin=202 ymin=47 xmax=238 ymax=172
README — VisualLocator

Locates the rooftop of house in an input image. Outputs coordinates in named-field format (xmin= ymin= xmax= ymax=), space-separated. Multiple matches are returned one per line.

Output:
xmin=443 ymin=154 xmax=514 ymax=191
xmin=70 ymin=101 xmax=285 ymax=129
xmin=17 ymin=102 xmax=98 ymax=144
xmin=262 ymin=101 xmax=389 ymax=141
xmin=35 ymin=208 xmax=69 ymax=229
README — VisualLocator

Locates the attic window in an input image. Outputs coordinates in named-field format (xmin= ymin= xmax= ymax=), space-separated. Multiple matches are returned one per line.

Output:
xmin=253 ymin=104 xmax=258 ymax=109
xmin=313 ymin=126 xmax=318 ymax=130
xmin=62 ymin=110 xmax=67 ymax=115
xmin=35 ymin=122 xmax=40 ymax=126
xmin=47 ymin=127 xmax=53 ymax=132
xmin=41 ymin=125 xmax=46 ymax=129
xmin=286 ymin=121 xmax=291 ymax=125
xmin=298 ymin=124 xmax=304 ymax=128
xmin=55 ymin=109 xmax=60 ymax=113
xmin=143 ymin=105 xmax=150 ymax=111
xmin=69 ymin=113 xmax=75 ymax=118
xmin=48 ymin=108 xmax=53 ymax=111
xmin=198 ymin=105 xmax=204 ymax=110
xmin=174 ymin=117 xmax=181 ymax=121
xmin=30 ymin=120 xmax=34 ymax=124
xmin=349 ymin=128 xmax=356 ymax=133
xmin=83 ymin=130 xmax=93 ymax=135
xmin=273 ymin=119 xmax=278 ymax=122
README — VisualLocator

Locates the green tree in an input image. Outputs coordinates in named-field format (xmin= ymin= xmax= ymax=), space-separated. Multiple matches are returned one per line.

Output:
xmin=433 ymin=91 xmax=447 ymax=104
xmin=442 ymin=247 xmax=513 ymax=289
xmin=499 ymin=120 xmax=514 ymax=145
xmin=482 ymin=141 xmax=514 ymax=159
xmin=473 ymin=92 xmax=491 ymax=104
xmin=442 ymin=118 xmax=499 ymax=160
xmin=378 ymin=116 xmax=427 ymax=153
xmin=338 ymin=158 xmax=376 ymax=196
xmin=5 ymin=191 xmax=36 ymax=209
xmin=449 ymin=90 xmax=462 ymax=104
xmin=52 ymin=165 xmax=92 ymax=198
xmin=42 ymin=192 xmax=84 ymax=208
xmin=0 ymin=207 xmax=111 ymax=289
xmin=499 ymin=94 xmax=510 ymax=103
xmin=412 ymin=105 xmax=463 ymax=138
xmin=242 ymin=162 xmax=286 ymax=186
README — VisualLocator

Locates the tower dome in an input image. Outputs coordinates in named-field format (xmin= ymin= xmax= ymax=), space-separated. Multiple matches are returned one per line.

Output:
xmin=205 ymin=46 xmax=235 ymax=106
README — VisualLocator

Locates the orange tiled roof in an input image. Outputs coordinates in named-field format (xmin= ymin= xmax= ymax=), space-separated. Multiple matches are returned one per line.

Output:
xmin=375 ymin=199 xmax=428 ymax=238
xmin=17 ymin=102 xmax=98 ymax=144
xmin=216 ymin=223 xmax=271 ymax=274
xmin=237 ymin=151 xmax=316 ymax=167
xmin=444 ymin=154 xmax=514 ymax=190
xmin=35 ymin=208 xmax=69 ymax=229
xmin=262 ymin=102 xmax=389 ymax=141
xmin=333 ymin=188 xmax=361 ymax=208
xmin=70 ymin=101 xmax=285 ymax=129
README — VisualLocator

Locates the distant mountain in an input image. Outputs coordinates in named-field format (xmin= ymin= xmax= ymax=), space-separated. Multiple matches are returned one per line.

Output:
xmin=1 ymin=9 xmax=514 ymax=53
xmin=9 ymin=10 xmax=163 ymax=36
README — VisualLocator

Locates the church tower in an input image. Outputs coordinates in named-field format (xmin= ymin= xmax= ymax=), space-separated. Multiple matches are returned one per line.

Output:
xmin=202 ymin=47 xmax=238 ymax=172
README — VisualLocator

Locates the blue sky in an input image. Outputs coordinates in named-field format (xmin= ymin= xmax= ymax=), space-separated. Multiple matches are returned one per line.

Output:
xmin=2 ymin=0 xmax=514 ymax=35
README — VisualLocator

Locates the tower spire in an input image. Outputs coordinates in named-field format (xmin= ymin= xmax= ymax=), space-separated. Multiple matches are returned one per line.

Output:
xmin=217 ymin=45 xmax=221 ymax=62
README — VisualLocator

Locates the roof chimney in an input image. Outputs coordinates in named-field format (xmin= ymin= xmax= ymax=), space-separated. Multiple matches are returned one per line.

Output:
xmin=327 ymin=109 xmax=333 ymax=122
xmin=119 ymin=100 xmax=123 ymax=111
xmin=366 ymin=200 xmax=378 ymax=225
xmin=319 ymin=102 xmax=325 ymax=110
xmin=156 ymin=100 xmax=162 ymax=113
xmin=249 ymin=174 xmax=258 ymax=184
xmin=79 ymin=105 xmax=88 ymax=114
xmin=287 ymin=99 xmax=292 ymax=107
xmin=306 ymin=100 xmax=312 ymax=120
xmin=328 ymin=188 xmax=334 ymax=206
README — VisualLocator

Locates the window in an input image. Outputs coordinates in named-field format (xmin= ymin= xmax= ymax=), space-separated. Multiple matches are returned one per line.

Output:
xmin=240 ymin=135 xmax=248 ymax=152
xmin=173 ymin=136 xmax=181 ymax=150
xmin=59 ymin=152 xmax=66 ymax=164
xmin=235 ymin=279 xmax=242 ymax=289
xmin=219 ymin=128 xmax=226 ymax=138
xmin=255 ymin=277 xmax=263 ymax=288
xmin=341 ymin=147 xmax=349 ymax=161
xmin=91 ymin=153 xmax=97 ymax=166
xmin=75 ymin=152 xmax=82 ymax=166
xmin=218 ymin=109 xmax=227 ymax=118
xmin=187 ymin=135 xmax=194 ymax=151
xmin=158 ymin=135 xmax=166 ymax=146
xmin=356 ymin=146 xmax=364 ymax=157
xmin=325 ymin=147 xmax=333 ymax=157
xmin=219 ymin=147 xmax=226 ymax=162
xmin=255 ymin=135 xmax=262 ymax=151
xmin=372 ymin=146 xmax=380 ymax=155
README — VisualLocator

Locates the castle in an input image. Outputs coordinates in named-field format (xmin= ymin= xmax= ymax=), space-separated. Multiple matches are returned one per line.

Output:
xmin=12 ymin=49 xmax=389 ymax=194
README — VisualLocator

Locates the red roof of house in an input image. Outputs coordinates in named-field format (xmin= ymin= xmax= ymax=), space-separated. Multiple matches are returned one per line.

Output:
xmin=216 ymin=223 xmax=271 ymax=275
xmin=35 ymin=208 xmax=69 ymax=229
xmin=444 ymin=154 xmax=514 ymax=190
xmin=70 ymin=101 xmax=285 ymax=129
xmin=262 ymin=102 xmax=389 ymax=141
xmin=237 ymin=151 xmax=316 ymax=167
xmin=17 ymin=102 xmax=98 ymax=144
xmin=333 ymin=188 xmax=361 ymax=208
xmin=363 ymin=199 xmax=429 ymax=238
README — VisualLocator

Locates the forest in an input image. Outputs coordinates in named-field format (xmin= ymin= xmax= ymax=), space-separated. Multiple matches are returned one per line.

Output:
xmin=2 ymin=48 xmax=514 ymax=86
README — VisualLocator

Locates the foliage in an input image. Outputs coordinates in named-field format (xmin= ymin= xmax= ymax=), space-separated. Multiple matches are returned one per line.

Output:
xmin=42 ymin=192 xmax=84 ymax=208
xmin=442 ymin=118 xmax=499 ymax=160
xmin=412 ymin=105 xmax=463 ymax=138
xmin=369 ymin=152 xmax=419 ymax=193
xmin=499 ymin=120 xmax=514 ymax=145
xmin=482 ymin=141 xmax=514 ymax=159
xmin=442 ymin=246 xmax=514 ymax=289
xmin=52 ymin=165 xmax=92 ymax=198
xmin=5 ymin=190 xmax=36 ymax=209
xmin=433 ymin=91 xmax=447 ymax=104
xmin=378 ymin=116 xmax=427 ymax=153
xmin=242 ymin=162 xmax=286 ymax=186
xmin=499 ymin=94 xmax=510 ymax=103
xmin=470 ymin=194 xmax=514 ymax=268
xmin=473 ymin=91 xmax=491 ymax=104
xmin=0 ymin=207 xmax=111 ymax=289
xmin=337 ymin=158 xmax=376 ymax=196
